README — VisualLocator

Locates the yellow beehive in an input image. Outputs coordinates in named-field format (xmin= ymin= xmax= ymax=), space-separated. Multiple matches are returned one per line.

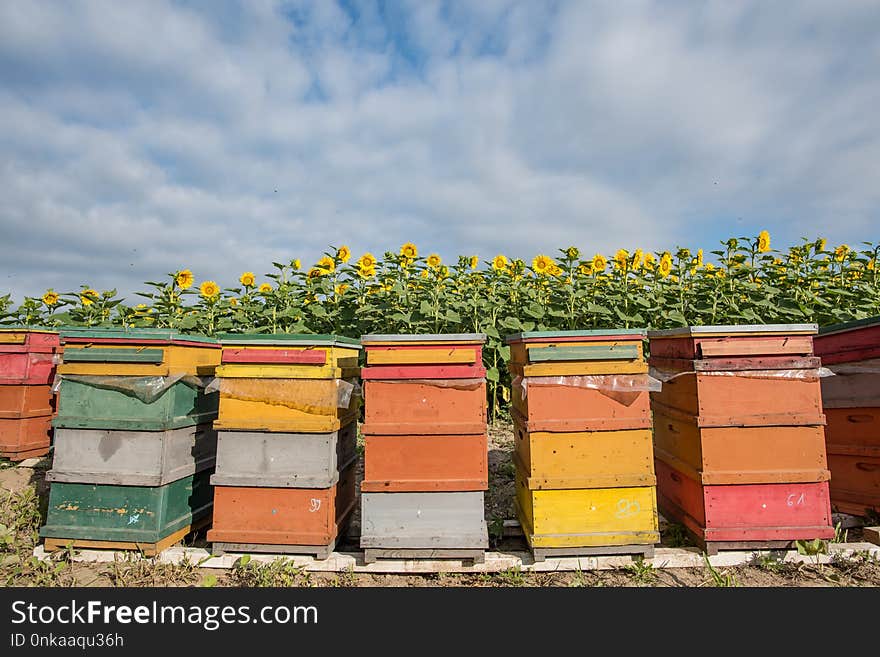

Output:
xmin=514 ymin=424 xmax=655 ymax=490
xmin=514 ymin=466 xmax=659 ymax=549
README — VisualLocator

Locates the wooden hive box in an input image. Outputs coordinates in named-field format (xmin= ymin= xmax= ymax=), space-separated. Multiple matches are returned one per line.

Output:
xmin=207 ymin=462 xmax=356 ymax=555
xmin=652 ymin=403 xmax=829 ymax=485
xmin=216 ymin=333 xmax=361 ymax=380
xmin=53 ymin=376 xmax=218 ymax=431
xmin=58 ymin=328 xmax=220 ymax=377
xmin=0 ymin=415 xmax=52 ymax=461
xmin=514 ymin=465 xmax=659 ymax=550
xmin=506 ymin=329 xmax=647 ymax=377
xmin=213 ymin=377 xmax=359 ymax=432
xmin=360 ymin=333 xmax=486 ymax=380
xmin=361 ymin=433 xmax=487 ymax=492
xmin=361 ymin=378 xmax=486 ymax=435
xmin=513 ymin=420 xmax=654 ymax=490
xmin=649 ymin=324 xmax=823 ymax=427
xmin=47 ymin=424 xmax=217 ymax=487
xmin=40 ymin=470 xmax=213 ymax=551
xmin=360 ymin=491 xmax=489 ymax=550
xmin=814 ymin=317 xmax=880 ymax=515
xmin=211 ymin=423 xmax=357 ymax=488
xmin=0 ymin=328 xmax=61 ymax=385
xmin=655 ymin=458 xmax=834 ymax=552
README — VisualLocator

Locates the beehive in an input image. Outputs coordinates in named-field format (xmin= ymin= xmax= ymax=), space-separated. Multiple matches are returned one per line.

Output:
xmin=506 ymin=329 xmax=659 ymax=560
xmin=649 ymin=324 xmax=834 ymax=553
xmin=0 ymin=328 xmax=60 ymax=461
xmin=814 ymin=316 xmax=880 ymax=516
xmin=208 ymin=334 xmax=362 ymax=557
xmin=41 ymin=328 xmax=221 ymax=553
xmin=359 ymin=334 xmax=489 ymax=562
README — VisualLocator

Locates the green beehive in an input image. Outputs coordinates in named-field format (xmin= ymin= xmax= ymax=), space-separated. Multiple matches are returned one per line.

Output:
xmin=53 ymin=376 xmax=218 ymax=431
xmin=40 ymin=470 xmax=213 ymax=545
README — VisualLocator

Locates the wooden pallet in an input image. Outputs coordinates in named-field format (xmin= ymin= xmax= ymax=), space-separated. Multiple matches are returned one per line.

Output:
xmin=363 ymin=548 xmax=486 ymax=565
xmin=864 ymin=527 xmax=880 ymax=546
xmin=43 ymin=516 xmax=211 ymax=557
xmin=692 ymin=538 xmax=798 ymax=556
xmin=212 ymin=542 xmax=336 ymax=560
xmin=530 ymin=544 xmax=655 ymax=563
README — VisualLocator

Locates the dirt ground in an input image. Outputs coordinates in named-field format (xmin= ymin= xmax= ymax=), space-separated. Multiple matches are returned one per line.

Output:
xmin=2 ymin=422 xmax=879 ymax=588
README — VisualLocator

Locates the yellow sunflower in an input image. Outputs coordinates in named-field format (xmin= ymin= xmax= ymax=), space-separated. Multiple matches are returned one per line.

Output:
xmin=229 ymin=297 xmax=238 ymax=307
xmin=614 ymin=249 xmax=629 ymax=270
xmin=308 ymin=268 xmax=322 ymax=279
xmin=292 ymin=259 xmax=301 ymax=270
xmin=592 ymin=253 xmax=607 ymax=272
xmin=200 ymin=281 xmax=220 ymax=298
xmin=834 ymin=244 xmax=849 ymax=262
xmin=426 ymin=253 xmax=442 ymax=269
xmin=578 ymin=263 xmax=593 ymax=276
xmin=420 ymin=270 xmax=430 ymax=279
xmin=335 ymin=283 xmax=349 ymax=295
xmin=358 ymin=265 xmax=376 ymax=280
xmin=400 ymin=242 xmax=418 ymax=260
xmin=643 ymin=253 xmax=656 ymax=271
xmin=705 ymin=263 xmax=715 ymax=273
xmin=658 ymin=254 xmax=673 ymax=278
xmin=469 ymin=255 xmax=479 ymax=270
xmin=358 ymin=252 xmax=377 ymax=269
xmin=337 ymin=245 xmax=351 ymax=263
xmin=631 ymin=248 xmax=643 ymax=269
xmin=239 ymin=271 xmax=255 ymax=288
xmin=868 ymin=259 xmax=876 ymax=271
xmin=815 ymin=238 xmax=827 ymax=252
xmin=317 ymin=255 xmax=335 ymax=273
xmin=547 ymin=263 xmax=563 ymax=277
xmin=175 ymin=269 xmax=194 ymax=290
xmin=258 ymin=283 xmax=272 ymax=293
xmin=42 ymin=290 xmax=59 ymax=306
xmin=565 ymin=246 xmax=579 ymax=259
xmin=696 ymin=249 xmax=704 ymax=266
xmin=757 ymin=230 xmax=771 ymax=253
xmin=532 ymin=254 xmax=553 ymax=274
xmin=492 ymin=254 xmax=508 ymax=271
xmin=80 ymin=288 xmax=99 ymax=306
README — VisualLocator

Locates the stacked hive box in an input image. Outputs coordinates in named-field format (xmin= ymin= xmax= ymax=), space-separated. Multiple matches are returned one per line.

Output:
xmin=649 ymin=324 xmax=834 ymax=554
xmin=40 ymin=329 xmax=220 ymax=555
xmin=506 ymin=329 xmax=660 ymax=562
xmin=359 ymin=333 xmax=489 ymax=564
xmin=207 ymin=334 xmax=361 ymax=559
xmin=0 ymin=328 xmax=60 ymax=461
xmin=813 ymin=316 xmax=880 ymax=516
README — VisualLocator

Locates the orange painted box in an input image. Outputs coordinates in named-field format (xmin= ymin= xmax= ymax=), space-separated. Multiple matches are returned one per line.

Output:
xmin=361 ymin=379 xmax=487 ymax=435
xmin=207 ymin=463 xmax=356 ymax=547
xmin=0 ymin=384 xmax=54 ymax=419
xmin=361 ymin=433 xmax=488 ymax=492
xmin=0 ymin=415 xmax=52 ymax=461
xmin=360 ymin=333 xmax=487 ymax=380
xmin=648 ymin=324 xmax=817 ymax=361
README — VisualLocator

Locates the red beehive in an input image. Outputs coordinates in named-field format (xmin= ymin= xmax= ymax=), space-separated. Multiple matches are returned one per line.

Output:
xmin=0 ymin=329 xmax=60 ymax=460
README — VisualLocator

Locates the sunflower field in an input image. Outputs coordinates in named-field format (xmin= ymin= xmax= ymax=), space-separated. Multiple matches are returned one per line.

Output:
xmin=2 ymin=232 xmax=878 ymax=420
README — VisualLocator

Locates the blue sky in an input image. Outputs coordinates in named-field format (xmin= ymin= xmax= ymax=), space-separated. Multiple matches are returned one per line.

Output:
xmin=1 ymin=0 xmax=878 ymax=300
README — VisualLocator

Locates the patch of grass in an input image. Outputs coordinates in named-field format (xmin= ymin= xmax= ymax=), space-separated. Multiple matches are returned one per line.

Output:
xmin=623 ymin=557 xmax=657 ymax=585
xmin=702 ymin=553 xmax=738 ymax=587
xmin=495 ymin=566 xmax=526 ymax=587
xmin=831 ymin=521 xmax=848 ymax=544
xmin=488 ymin=517 xmax=505 ymax=548
xmin=226 ymin=555 xmax=312 ymax=587
xmin=752 ymin=550 xmax=789 ymax=574
xmin=106 ymin=552 xmax=200 ymax=587
xmin=329 ymin=566 xmax=358 ymax=587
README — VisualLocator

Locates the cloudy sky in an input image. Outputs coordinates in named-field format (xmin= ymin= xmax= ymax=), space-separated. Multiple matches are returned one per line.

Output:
xmin=1 ymin=0 xmax=878 ymax=300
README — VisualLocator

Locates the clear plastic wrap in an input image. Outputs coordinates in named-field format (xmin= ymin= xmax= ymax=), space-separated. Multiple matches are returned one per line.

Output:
xmin=55 ymin=373 xmax=213 ymax=403
xmin=210 ymin=377 xmax=359 ymax=410
xmin=514 ymin=373 xmax=661 ymax=406
xmin=649 ymin=366 xmax=834 ymax=383
xmin=369 ymin=378 xmax=485 ymax=391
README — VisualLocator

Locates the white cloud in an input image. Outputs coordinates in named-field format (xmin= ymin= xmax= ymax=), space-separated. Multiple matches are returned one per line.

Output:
xmin=0 ymin=0 xmax=878 ymax=301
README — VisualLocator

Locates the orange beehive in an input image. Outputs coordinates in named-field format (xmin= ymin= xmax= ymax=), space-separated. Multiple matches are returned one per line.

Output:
xmin=208 ymin=463 xmax=356 ymax=558
xmin=649 ymin=324 xmax=834 ymax=552
xmin=0 ymin=329 xmax=60 ymax=460
xmin=814 ymin=317 xmax=880 ymax=516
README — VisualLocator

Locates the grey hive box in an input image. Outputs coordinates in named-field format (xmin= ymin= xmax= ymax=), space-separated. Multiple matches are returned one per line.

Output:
xmin=360 ymin=491 xmax=489 ymax=550
xmin=210 ymin=422 xmax=357 ymax=488
xmin=46 ymin=424 xmax=217 ymax=487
